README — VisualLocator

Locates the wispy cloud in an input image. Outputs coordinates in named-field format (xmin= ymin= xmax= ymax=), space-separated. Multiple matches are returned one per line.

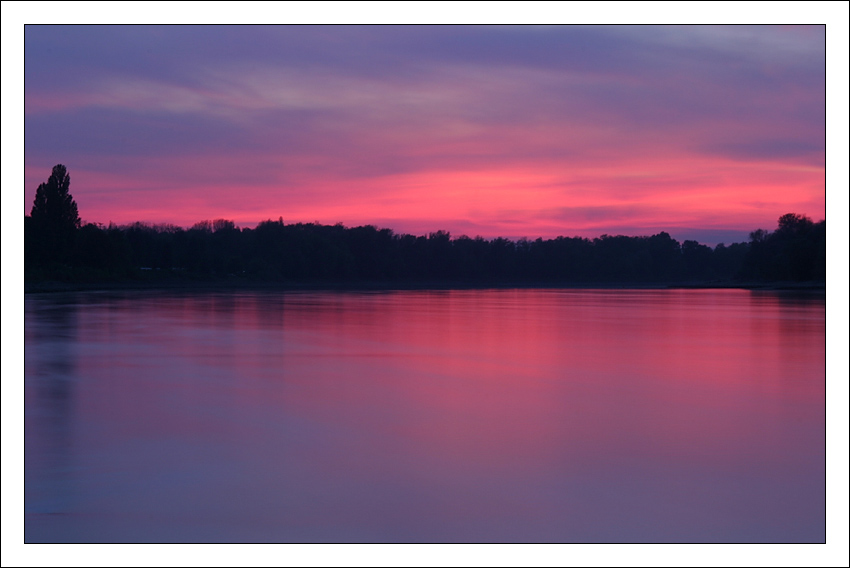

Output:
xmin=24 ymin=25 xmax=826 ymax=242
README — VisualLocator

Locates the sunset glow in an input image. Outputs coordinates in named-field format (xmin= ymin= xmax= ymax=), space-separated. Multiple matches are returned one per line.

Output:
xmin=24 ymin=24 xmax=825 ymax=244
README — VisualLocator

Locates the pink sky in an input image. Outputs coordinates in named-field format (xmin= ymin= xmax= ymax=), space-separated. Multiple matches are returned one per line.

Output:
xmin=23 ymin=25 xmax=826 ymax=245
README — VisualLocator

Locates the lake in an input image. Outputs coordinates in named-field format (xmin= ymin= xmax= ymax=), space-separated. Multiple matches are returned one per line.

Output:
xmin=24 ymin=288 xmax=825 ymax=543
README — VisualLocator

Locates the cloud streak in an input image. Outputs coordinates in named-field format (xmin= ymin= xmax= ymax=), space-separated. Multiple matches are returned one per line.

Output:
xmin=24 ymin=25 xmax=825 ymax=244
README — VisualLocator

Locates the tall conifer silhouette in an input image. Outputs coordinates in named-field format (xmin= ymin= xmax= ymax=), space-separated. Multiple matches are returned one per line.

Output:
xmin=29 ymin=164 xmax=80 ymax=263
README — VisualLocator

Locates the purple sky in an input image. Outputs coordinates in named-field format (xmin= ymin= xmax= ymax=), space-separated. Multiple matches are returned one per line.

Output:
xmin=19 ymin=26 xmax=825 ymax=243
xmin=20 ymin=24 xmax=828 ymax=245
xmin=19 ymin=24 xmax=829 ymax=245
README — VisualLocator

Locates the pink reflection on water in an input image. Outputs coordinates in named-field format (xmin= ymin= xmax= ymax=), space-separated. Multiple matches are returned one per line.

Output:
xmin=25 ymin=289 xmax=824 ymax=542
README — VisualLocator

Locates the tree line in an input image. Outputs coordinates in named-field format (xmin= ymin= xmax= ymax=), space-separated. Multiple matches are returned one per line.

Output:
xmin=25 ymin=165 xmax=825 ymax=286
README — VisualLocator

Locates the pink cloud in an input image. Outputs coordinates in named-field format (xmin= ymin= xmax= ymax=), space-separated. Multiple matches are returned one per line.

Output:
xmin=23 ymin=25 xmax=825 ymax=243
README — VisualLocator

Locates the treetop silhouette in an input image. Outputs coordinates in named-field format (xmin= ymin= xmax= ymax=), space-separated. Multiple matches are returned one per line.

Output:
xmin=27 ymin=164 xmax=81 ymax=267
xmin=31 ymin=164 xmax=80 ymax=231
xmin=23 ymin=164 xmax=824 ymax=286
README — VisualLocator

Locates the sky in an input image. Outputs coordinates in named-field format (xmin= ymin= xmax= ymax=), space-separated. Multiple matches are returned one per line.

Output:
xmin=20 ymin=23 xmax=828 ymax=245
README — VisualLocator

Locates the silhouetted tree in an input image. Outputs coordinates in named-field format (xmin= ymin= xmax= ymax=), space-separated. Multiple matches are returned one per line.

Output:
xmin=681 ymin=240 xmax=713 ymax=280
xmin=25 ymin=180 xmax=823 ymax=288
xmin=712 ymin=242 xmax=748 ymax=281
xmin=28 ymin=164 xmax=81 ymax=266
xmin=741 ymin=213 xmax=825 ymax=281
xmin=776 ymin=213 xmax=814 ymax=235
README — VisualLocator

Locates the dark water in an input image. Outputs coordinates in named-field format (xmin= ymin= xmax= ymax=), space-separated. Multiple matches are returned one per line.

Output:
xmin=24 ymin=289 xmax=825 ymax=543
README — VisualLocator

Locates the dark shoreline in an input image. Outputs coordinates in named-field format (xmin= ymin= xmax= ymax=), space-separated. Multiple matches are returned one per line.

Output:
xmin=24 ymin=278 xmax=826 ymax=295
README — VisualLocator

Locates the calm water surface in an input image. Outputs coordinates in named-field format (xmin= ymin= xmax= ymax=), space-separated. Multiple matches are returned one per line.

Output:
xmin=24 ymin=289 xmax=825 ymax=542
